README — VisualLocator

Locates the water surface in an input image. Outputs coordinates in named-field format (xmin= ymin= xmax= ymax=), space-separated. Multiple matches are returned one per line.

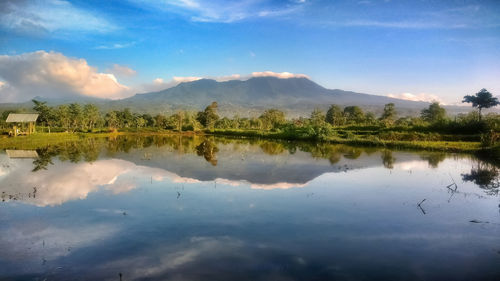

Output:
xmin=0 ymin=135 xmax=499 ymax=280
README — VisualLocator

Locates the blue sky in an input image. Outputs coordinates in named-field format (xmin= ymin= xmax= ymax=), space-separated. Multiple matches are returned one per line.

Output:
xmin=0 ymin=0 xmax=499 ymax=103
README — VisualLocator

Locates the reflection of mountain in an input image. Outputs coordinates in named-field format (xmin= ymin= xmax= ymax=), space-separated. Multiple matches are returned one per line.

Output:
xmin=0 ymin=136 xmax=463 ymax=206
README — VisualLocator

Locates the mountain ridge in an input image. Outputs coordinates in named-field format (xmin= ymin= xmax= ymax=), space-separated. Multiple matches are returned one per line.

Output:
xmin=1 ymin=76 xmax=472 ymax=117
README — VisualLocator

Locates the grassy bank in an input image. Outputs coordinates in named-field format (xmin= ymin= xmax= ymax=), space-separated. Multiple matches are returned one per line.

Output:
xmin=0 ymin=132 xmax=120 ymax=150
xmin=207 ymin=128 xmax=493 ymax=153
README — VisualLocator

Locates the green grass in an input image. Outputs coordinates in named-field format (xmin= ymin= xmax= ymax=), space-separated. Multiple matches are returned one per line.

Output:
xmin=0 ymin=132 xmax=118 ymax=150
xmin=208 ymin=128 xmax=484 ymax=153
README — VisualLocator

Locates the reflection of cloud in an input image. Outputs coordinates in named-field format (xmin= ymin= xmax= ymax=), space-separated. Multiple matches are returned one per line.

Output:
xmin=0 ymin=157 xmax=199 ymax=206
xmin=101 ymin=236 xmax=244 ymax=280
xmin=214 ymin=178 xmax=306 ymax=190
xmin=393 ymin=160 xmax=430 ymax=171
xmin=250 ymin=182 xmax=307 ymax=190
xmin=0 ymin=222 xmax=118 ymax=262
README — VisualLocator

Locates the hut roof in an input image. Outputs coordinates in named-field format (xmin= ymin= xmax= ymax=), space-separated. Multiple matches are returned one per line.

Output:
xmin=6 ymin=150 xmax=39 ymax=158
xmin=5 ymin=113 xmax=39 ymax=123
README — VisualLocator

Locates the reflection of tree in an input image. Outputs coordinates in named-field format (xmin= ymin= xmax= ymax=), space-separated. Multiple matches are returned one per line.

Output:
xmin=328 ymin=153 xmax=341 ymax=165
xmin=462 ymin=162 xmax=499 ymax=194
xmin=419 ymin=152 xmax=446 ymax=168
xmin=196 ymin=140 xmax=219 ymax=166
xmin=343 ymin=148 xmax=362 ymax=160
xmin=259 ymin=142 xmax=285 ymax=155
xmin=33 ymin=148 xmax=55 ymax=172
xmin=381 ymin=150 xmax=395 ymax=169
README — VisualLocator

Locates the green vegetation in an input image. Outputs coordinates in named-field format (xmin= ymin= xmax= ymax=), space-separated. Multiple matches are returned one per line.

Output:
xmin=0 ymin=89 xmax=499 ymax=156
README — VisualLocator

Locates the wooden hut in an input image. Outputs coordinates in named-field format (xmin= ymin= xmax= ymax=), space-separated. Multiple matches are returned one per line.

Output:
xmin=6 ymin=150 xmax=39 ymax=158
xmin=6 ymin=113 xmax=39 ymax=136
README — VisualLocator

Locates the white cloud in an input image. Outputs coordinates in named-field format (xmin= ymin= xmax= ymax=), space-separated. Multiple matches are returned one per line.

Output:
xmin=137 ymin=76 xmax=203 ymax=93
xmin=135 ymin=0 xmax=306 ymax=23
xmin=0 ymin=50 xmax=131 ymax=102
xmin=95 ymin=41 xmax=137 ymax=50
xmin=340 ymin=20 xmax=468 ymax=29
xmin=387 ymin=92 xmax=444 ymax=104
xmin=251 ymin=71 xmax=309 ymax=79
xmin=108 ymin=64 xmax=137 ymax=77
xmin=136 ymin=71 xmax=308 ymax=93
xmin=210 ymin=74 xmax=242 ymax=81
xmin=0 ymin=0 xmax=115 ymax=35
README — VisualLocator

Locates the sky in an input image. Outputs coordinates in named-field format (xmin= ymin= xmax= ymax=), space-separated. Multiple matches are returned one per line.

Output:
xmin=0 ymin=0 xmax=499 ymax=104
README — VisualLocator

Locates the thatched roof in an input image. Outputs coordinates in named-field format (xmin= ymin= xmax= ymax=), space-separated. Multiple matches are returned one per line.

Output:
xmin=6 ymin=150 xmax=39 ymax=158
xmin=5 ymin=113 xmax=39 ymax=123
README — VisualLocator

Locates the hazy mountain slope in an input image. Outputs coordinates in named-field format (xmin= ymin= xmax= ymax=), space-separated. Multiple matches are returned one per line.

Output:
xmin=2 ymin=76 xmax=479 ymax=117
xmin=110 ymin=77 xmax=430 ymax=116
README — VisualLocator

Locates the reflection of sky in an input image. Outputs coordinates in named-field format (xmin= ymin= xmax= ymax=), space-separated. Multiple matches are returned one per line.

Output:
xmin=0 ymin=150 xmax=470 ymax=206
xmin=0 ymin=150 xmax=499 ymax=280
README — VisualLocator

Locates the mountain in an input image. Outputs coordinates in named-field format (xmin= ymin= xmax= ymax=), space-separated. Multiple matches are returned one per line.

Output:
xmin=1 ymin=76 xmax=451 ymax=117
xmin=110 ymin=77 xmax=430 ymax=117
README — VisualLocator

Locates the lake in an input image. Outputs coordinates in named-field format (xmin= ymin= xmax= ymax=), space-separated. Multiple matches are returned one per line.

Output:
xmin=0 ymin=135 xmax=499 ymax=280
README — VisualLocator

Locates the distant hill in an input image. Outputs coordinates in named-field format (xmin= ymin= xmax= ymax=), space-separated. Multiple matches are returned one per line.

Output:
xmin=109 ymin=77 xmax=430 ymax=117
xmin=1 ymin=76 xmax=483 ymax=117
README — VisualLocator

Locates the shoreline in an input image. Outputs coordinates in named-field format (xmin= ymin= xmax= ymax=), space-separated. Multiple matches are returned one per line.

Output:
xmin=0 ymin=130 xmax=497 ymax=159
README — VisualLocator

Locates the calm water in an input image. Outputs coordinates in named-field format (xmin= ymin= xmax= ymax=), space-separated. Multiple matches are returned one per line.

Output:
xmin=0 ymin=135 xmax=499 ymax=281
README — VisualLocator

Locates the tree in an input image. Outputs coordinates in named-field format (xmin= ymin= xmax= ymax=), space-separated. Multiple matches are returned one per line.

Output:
xmin=154 ymin=114 xmax=167 ymax=129
xmin=174 ymin=111 xmax=184 ymax=132
xmin=56 ymin=105 xmax=71 ymax=131
xmin=197 ymin=102 xmax=219 ymax=129
xmin=462 ymin=89 xmax=499 ymax=120
xmin=68 ymin=103 xmax=82 ymax=131
xmin=310 ymin=108 xmax=326 ymax=126
xmin=32 ymin=100 xmax=55 ymax=131
xmin=259 ymin=109 xmax=286 ymax=130
xmin=326 ymin=104 xmax=344 ymax=126
xmin=421 ymin=102 xmax=446 ymax=123
xmin=83 ymin=104 xmax=100 ymax=131
xmin=343 ymin=106 xmax=365 ymax=124
xmin=105 ymin=111 xmax=119 ymax=129
xmin=380 ymin=103 xmax=396 ymax=125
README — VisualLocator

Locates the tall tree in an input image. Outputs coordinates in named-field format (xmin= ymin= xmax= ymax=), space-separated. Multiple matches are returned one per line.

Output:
xmin=83 ymin=104 xmax=100 ymax=130
xmin=259 ymin=109 xmax=286 ymax=130
xmin=421 ymin=102 xmax=446 ymax=123
xmin=68 ymin=103 xmax=82 ymax=131
xmin=56 ymin=105 xmax=70 ymax=131
xmin=380 ymin=103 xmax=396 ymax=125
xmin=462 ymin=89 xmax=499 ymax=120
xmin=32 ymin=100 xmax=55 ymax=131
xmin=326 ymin=104 xmax=344 ymax=126
xmin=105 ymin=111 xmax=119 ymax=129
xmin=197 ymin=102 xmax=219 ymax=129
xmin=343 ymin=106 xmax=365 ymax=124
xmin=310 ymin=108 xmax=326 ymax=126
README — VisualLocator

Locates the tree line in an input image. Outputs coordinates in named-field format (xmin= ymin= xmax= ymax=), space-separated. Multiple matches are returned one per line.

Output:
xmin=0 ymin=89 xmax=498 ymax=136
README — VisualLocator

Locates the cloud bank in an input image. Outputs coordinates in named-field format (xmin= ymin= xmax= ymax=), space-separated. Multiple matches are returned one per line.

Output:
xmin=136 ymin=71 xmax=309 ymax=93
xmin=0 ymin=51 xmax=131 ymax=102
xmin=0 ymin=49 xmax=311 ymax=102
xmin=387 ymin=92 xmax=444 ymax=104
